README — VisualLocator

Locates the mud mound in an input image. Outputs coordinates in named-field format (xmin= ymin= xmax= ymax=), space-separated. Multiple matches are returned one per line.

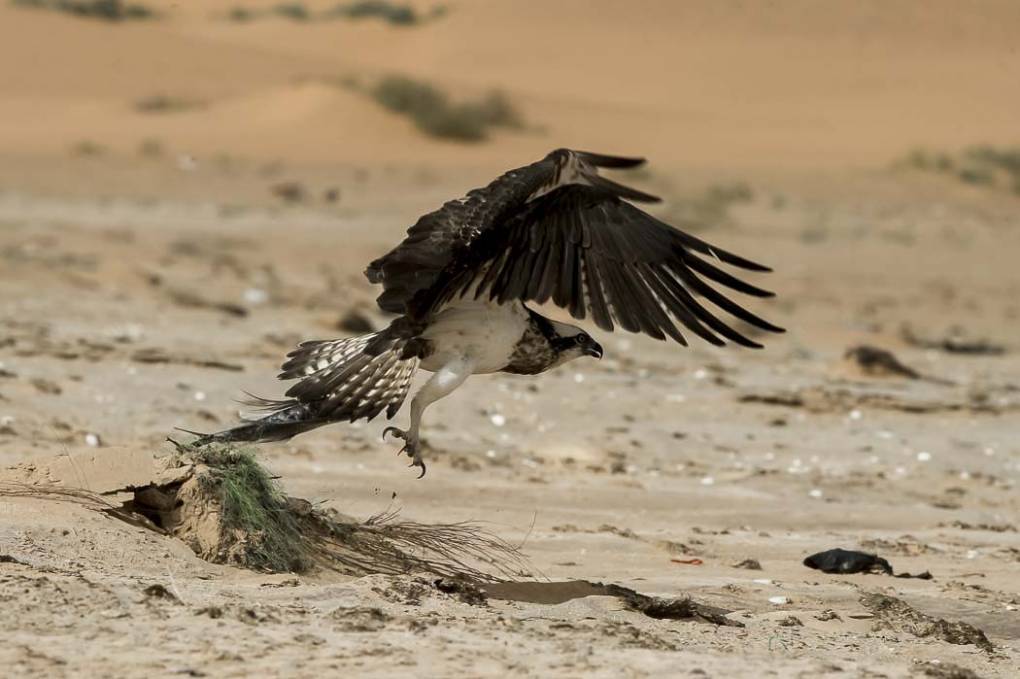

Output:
xmin=130 ymin=445 xmax=309 ymax=572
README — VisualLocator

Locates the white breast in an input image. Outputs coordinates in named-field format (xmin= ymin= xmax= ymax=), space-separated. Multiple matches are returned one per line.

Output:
xmin=419 ymin=300 xmax=528 ymax=374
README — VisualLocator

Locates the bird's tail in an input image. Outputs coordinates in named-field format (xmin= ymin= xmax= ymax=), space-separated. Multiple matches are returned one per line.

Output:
xmin=183 ymin=332 xmax=419 ymax=447
xmin=179 ymin=400 xmax=323 ymax=447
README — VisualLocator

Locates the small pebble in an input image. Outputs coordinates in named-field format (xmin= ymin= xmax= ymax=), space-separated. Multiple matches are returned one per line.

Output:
xmin=176 ymin=154 xmax=198 ymax=172
xmin=243 ymin=288 xmax=268 ymax=305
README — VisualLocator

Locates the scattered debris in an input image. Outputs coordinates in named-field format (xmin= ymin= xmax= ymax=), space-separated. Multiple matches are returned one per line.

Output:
xmin=940 ymin=520 xmax=1017 ymax=533
xmin=550 ymin=523 xmax=697 ymax=557
xmin=777 ymin=615 xmax=803 ymax=627
xmin=804 ymin=548 xmax=893 ymax=575
xmin=330 ymin=606 xmax=390 ymax=632
xmin=843 ymin=345 xmax=921 ymax=379
xmin=738 ymin=384 xmax=1017 ymax=415
xmin=30 ymin=377 xmax=63 ymax=395
xmin=164 ymin=287 xmax=248 ymax=317
xmin=860 ymin=593 xmax=994 ymax=653
xmin=271 ymin=182 xmax=307 ymax=203
xmin=671 ymin=558 xmax=703 ymax=566
xmin=434 ymin=577 xmax=487 ymax=606
xmin=804 ymin=548 xmax=932 ymax=579
xmin=142 ymin=583 xmax=180 ymax=603
xmin=131 ymin=348 xmax=244 ymax=372
xmin=605 ymin=583 xmax=743 ymax=627
xmin=916 ymin=660 xmax=983 ymax=679
xmin=901 ymin=323 xmax=1007 ymax=355
xmin=859 ymin=535 xmax=934 ymax=558
xmin=731 ymin=558 xmax=762 ymax=570
xmin=815 ymin=610 xmax=841 ymax=622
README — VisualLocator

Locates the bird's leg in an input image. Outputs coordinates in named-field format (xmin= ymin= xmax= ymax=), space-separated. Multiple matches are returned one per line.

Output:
xmin=382 ymin=358 xmax=473 ymax=478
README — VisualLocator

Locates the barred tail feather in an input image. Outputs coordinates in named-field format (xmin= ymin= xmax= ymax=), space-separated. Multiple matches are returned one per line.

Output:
xmin=280 ymin=333 xmax=418 ymax=421
xmin=184 ymin=331 xmax=419 ymax=447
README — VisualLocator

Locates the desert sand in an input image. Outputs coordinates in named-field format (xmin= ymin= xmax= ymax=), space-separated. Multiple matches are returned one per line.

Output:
xmin=1 ymin=2 xmax=1018 ymax=677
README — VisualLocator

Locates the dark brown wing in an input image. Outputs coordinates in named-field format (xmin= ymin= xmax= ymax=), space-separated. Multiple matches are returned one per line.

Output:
xmin=366 ymin=148 xmax=656 ymax=315
xmin=417 ymin=185 xmax=784 ymax=348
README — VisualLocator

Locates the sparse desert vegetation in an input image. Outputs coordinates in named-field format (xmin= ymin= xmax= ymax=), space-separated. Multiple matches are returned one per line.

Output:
xmin=134 ymin=95 xmax=207 ymax=114
xmin=10 ymin=0 xmax=155 ymax=21
xmin=69 ymin=139 xmax=107 ymax=156
xmin=136 ymin=137 xmax=165 ymax=157
xmin=898 ymin=145 xmax=1020 ymax=195
xmin=224 ymin=1 xmax=443 ymax=26
xmin=656 ymin=181 xmax=755 ymax=232
xmin=369 ymin=75 xmax=523 ymax=142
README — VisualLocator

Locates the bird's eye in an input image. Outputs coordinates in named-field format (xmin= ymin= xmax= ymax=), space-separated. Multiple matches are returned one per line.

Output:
xmin=576 ymin=333 xmax=589 ymax=345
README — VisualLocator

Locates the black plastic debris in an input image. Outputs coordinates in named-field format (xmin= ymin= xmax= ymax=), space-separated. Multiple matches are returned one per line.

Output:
xmin=804 ymin=548 xmax=892 ymax=574
xmin=803 ymin=548 xmax=932 ymax=579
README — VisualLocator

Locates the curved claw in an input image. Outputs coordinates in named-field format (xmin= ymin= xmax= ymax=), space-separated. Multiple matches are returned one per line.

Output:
xmin=382 ymin=426 xmax=406 ymax=442
xmin=409 ymin=459 xmax=427 ymax=479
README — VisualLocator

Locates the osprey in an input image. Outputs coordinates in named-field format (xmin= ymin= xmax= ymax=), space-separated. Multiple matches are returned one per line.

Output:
xmin=189 ymin=149 xmax=784 ymax=476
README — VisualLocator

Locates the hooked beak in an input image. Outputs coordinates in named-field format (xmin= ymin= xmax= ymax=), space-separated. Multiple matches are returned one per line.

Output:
xmin=586 ymin=342 xmax=604 ymax=360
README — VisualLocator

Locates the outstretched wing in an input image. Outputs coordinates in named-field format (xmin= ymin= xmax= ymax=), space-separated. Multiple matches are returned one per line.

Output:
xmin=423 ymin=184 xmax=783 ymax=347
xmin=368 ymin=148 xmax=784 ymax=348
xmin=366 ymin=148 xmax=657 ymax=316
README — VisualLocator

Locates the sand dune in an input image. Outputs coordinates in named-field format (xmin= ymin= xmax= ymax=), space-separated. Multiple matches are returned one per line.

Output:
xmin=0 ymin=1 xmax=1017 ymax=170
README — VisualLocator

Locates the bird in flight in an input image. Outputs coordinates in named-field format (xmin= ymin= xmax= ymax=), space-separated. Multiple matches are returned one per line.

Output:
xmin=187 ymin=149 xmax=784 ymax=476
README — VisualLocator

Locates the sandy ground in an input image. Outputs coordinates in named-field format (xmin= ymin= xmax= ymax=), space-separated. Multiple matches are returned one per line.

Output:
xmin=1 ymin=2 xmax=1019 ymax=677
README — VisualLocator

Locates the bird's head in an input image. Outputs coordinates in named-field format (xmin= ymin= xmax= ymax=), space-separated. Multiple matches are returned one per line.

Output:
xmin=549 ymin=320 xmax=603 ymax=363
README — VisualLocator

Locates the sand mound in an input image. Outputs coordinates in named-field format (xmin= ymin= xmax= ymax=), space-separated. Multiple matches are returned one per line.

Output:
xmin=1 ymin=445 xmax=527 ymax=580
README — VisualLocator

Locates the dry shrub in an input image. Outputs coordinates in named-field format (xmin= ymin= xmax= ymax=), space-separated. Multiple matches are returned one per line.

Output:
xmin=11 ymin=0 xmax=155 ymax=21
xmin=371 ymin=76 xmax=522 ymax=142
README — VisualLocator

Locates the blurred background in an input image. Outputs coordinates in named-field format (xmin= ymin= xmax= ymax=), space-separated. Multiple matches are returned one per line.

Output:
xmin=2 ymin=0 xmax=1019 ymax=186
